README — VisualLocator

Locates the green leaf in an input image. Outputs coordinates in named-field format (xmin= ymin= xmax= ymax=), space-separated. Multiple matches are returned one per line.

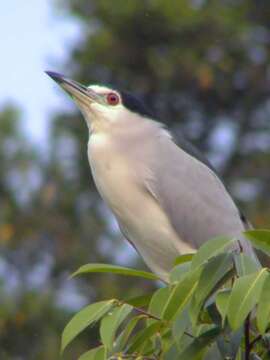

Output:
xmin=173 ymin=253 xmax=194 ymax=266
xmin=217 ymin=327 xmax=243 ymax=360
xmin=100 ymin=304 xmax=133 ymax=350
xmin=148 ymin=287 xmax=170 ymax=319
xmin=216 ymin=289 xmax=231 ymax=325
xmin=124 ymin=293 xmax=153 ymax=307
xmin=126 ymin=321 xmax=162 ymax=353
xmin=113 ymin=315 xmax=145 ymax=352
xmin=227 ymin=269 xmax=268 ymax=330
xmin=233 ymin=253 xmax=260 ymax=277
xmin=161 ymin=267 xmax=201 ymax=321
xmin=172 ymin=307 xmax=190 ymax=346
xmin=78 ymin=346 xmax=106 ymax=360
xmin=191 ymin=236 xmax=235 ymax=270
xmin=245 ymin=230 xmax=270 ymax=256
xmin=257 ymin=272 xmax=270 ymax=334
xmin=170 ymin=262 xmax=191 ymax=283
xmin=61 ymin=300 xmax=115 ymax=353
xmin=191 ymin=253 xmax=233 ymax=325
xmin=178 ymin=327 xmax=221 ymax=360
xmin=71 ymin=263 xmax=160 ymax=281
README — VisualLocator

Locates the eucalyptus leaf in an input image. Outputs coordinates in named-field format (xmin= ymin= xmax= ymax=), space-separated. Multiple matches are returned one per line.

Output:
xmin=233 ymin=253 xmax=260 ymax=277
xmin=170 ymin=262 xmax=191 ymax=283
xmin=190 ymin=253 xmax=233 ymax=326
xmin=173 ymin=253 xmax=194 ymax=266
xmin=71 ymin=263 xmax=160 ymax=281
xmin=161 ymin=266 xmax=201 ymax=321
xmin=216 ymin=289 xmax=231 ymax=325
xmin=100 ymin=303 xmax=132 ymax=350
xmin=191 ymin=236 xmax=235 ymax=270
xmin=113 ymin=315 xmax=145 ymax=352
xmin=148 ymin=286 xmax=171 ymax=320
xmin=172 ymin=307 xmax=190 ymax=346
xmin=177 ymin=327 xmax=221 ymax=360
xmin=61 ymin=300 xmax=115 ymax=353
xmin=227 ymin=269 xmax=268 ymax=330
xmin=257 ymin=272 xmax=270 ymax=334
xmin=124 ymin=293 xmax=153 ymax=307
xmin=78 ymin=346 xmax=106 ymax=360
xmin=126 ymin=321 xmax=162 ymax=353
xmin=245 ymin=230 xmax=270 ymax=256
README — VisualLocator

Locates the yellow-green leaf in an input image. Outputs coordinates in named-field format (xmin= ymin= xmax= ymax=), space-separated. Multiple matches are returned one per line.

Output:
xmin=245 ymin=229 xmax=270 ymax=257
xmin=78 ymin=346 xmax=106 ymax=360
xmin=161 ymin=267 xmax=201 ymax=321
xmin=216 ymin=289 xmax=231 ymax=325
xmin=61 ymin=300 xmax=115 ymax=353
xmin=173 ymin=253 xmax=194 ymax=266
xmin=71 ymin=263 xmax=160 ymax=281
xmin=100 ymin=304 xmax=133 ymax=350
xmin=126 ymin=321 xmax=162 ymax=353
xmin=191 ymin=236 xmax=235 ymax=270
xmin=257 ymin=272 xmax=270 ymax=334
xmin=227 ymin=269 xmax=268 ymax=330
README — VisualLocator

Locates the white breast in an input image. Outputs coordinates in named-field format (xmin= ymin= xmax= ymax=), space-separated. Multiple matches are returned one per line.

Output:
xmin=87 ymin=133 xmax=194 ymax=281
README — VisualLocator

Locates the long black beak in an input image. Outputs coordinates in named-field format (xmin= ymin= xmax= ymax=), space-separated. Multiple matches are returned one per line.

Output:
xmin=45 ymin=71 xmax=102 ymax=104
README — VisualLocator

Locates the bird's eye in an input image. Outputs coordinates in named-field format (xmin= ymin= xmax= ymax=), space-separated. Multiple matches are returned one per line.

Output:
xmin=106 ymin=92 xmax=120 ymax=106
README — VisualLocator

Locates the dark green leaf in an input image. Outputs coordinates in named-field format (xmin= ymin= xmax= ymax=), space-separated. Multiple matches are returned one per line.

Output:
xmin=227 ymin=269 xmax=268 ymax=330
xmin=162 ymin=267 xmax=201 ymax=321
xmin=124 ymin=293 xmax=153 ymax=307
xmin=190 ymin=253 xmax=233 ymax=326
xmin=113 ymin=315 xmax=145 ymax=352
xmin=100 ymin=304 xmax=132 ymax=350
xmin=148 ymin=287 xmax=170 ymax=319
xmin=61 ymin=300 xmax=115 ymax=353
xmin=172 ymin=307 xmax=190 ymax=346
xmin=257 ymin=272 xmax=270 ymax=334
xmin=245 ymin=230 xmax=270 ymax=256
xmin=216 ymin=289 xmax=231 ymax=325
xmin=78 ymin=346 xmax=106 ymax=360
xmin=217 ymin=327 xmax=243 ymax=359
xmin=191 ymin=236 xmax=235 ymax=270
xmin=71 ymin=263 xmax=160 ymax=281
xmin=173 ymin=253 xmax=194 ymax=266
xmin=233 ymin=253 xmax=260 ymax=277
xmin=177 ymin=327 xmax=221 ymax=360
xmin=126 ymin=321 xmax=162 ymax=353
xmin=170 ymin=262 xmax=191 ymax=283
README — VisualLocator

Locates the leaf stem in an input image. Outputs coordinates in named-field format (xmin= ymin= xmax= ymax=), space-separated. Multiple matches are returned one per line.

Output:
xmin=244 ymin=313 xmax=251 ymax=360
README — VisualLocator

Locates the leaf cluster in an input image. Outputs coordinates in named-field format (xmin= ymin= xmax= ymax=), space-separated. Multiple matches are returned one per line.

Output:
xmin=62 ymin=230 xmax=270 ymax=359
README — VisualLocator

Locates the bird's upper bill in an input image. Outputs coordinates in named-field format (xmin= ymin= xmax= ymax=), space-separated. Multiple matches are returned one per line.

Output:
xmin=45 ymin=71 xmax=104 ymax=106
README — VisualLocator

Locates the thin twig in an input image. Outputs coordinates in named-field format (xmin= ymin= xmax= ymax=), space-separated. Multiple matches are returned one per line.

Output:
xmin=250 ymin=334 xmax=262 ymax=348
xmin=132 ymin=306 xmax=161 ymax=321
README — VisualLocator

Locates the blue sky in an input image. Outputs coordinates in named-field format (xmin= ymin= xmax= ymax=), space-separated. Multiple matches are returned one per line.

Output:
xmin=0 ymin=0 xmax=81 ymax=146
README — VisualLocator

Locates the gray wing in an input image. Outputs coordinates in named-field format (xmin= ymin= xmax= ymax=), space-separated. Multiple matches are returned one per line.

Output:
xmin=144 ymin=133 xmax=248 ymax=249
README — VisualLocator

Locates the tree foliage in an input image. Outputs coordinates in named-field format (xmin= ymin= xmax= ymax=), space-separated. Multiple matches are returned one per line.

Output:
xmin=62 ymin=231 xmax=270 ymax=359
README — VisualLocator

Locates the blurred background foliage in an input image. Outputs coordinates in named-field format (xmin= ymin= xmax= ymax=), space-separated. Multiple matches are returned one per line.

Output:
xmin=0 ymin=0 xmax=270 ymax=359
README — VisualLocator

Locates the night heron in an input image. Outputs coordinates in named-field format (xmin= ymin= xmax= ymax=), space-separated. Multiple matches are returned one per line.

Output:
xmin=46 ymin=71 xmax=257 ymax=281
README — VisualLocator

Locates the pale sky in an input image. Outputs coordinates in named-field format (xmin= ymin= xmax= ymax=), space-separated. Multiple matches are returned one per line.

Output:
xmin=0 ymin=0 xmax=81 ymax=147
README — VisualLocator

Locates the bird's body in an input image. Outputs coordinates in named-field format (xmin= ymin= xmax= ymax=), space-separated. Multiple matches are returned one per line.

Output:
xmin=46 ymin=72 xmax=257 ymax=281
xmin=88 ymin=111 xmax=253 ymax=280
xmin=88 ymin=116 xmax=194 ymax=279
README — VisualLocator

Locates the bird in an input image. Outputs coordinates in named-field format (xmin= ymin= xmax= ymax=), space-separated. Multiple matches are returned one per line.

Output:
xmin=46 ymin=71 xmax=258 ymax=281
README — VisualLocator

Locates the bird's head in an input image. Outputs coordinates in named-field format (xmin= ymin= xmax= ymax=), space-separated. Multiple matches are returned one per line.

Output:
xmin=46 ymin=71 xmax=153 ymax=133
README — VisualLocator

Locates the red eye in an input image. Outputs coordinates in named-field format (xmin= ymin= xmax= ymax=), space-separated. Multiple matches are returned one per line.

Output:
xmin=107 ymin=92 xmax=120 ymax=106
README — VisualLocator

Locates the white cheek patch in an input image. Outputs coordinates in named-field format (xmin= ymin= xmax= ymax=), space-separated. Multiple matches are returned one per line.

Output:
xmin=91 ymin=103 xmax=125 ymax=123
